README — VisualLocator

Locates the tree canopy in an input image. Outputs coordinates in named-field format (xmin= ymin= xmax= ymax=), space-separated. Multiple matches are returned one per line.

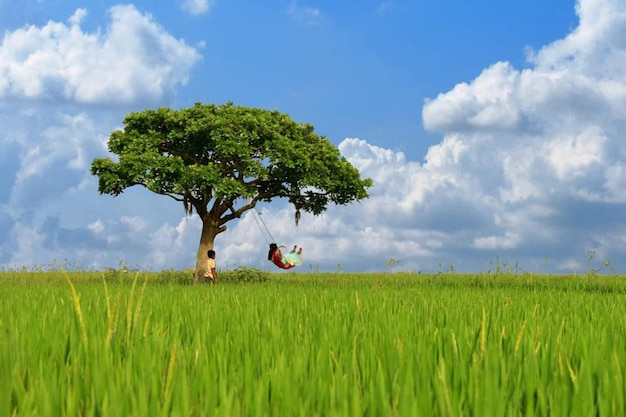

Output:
xmin=90 ymin=102 xmax=372 ymax=281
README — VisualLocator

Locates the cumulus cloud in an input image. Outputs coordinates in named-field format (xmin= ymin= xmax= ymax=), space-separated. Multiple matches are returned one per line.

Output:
xmin=0 ymin=5 xmax=201 ymax=105
xmin=0 ymin=6 xmax=202 ymax=270
xmin=418 ymin=0 xmax=626 ymax=272
xmin=181 ymin=0 xmax=214 ymax=16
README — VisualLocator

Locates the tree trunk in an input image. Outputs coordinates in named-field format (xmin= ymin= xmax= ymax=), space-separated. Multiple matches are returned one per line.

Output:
xmin=193 ymin=215 xmax=219 ymax=283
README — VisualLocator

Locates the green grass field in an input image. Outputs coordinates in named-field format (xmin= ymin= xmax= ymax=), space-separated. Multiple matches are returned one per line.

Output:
xmin=2 ymin=270 xmax=626 ymax=416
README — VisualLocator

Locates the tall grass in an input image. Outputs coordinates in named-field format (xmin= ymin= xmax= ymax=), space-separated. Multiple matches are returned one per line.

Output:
xmin=1 ymin=272 xmax=626 ymax=415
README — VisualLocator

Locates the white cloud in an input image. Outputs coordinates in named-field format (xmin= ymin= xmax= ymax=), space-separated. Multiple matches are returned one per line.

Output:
xmin=147 ymin=216 xmax=196 ymax=268
xmin=417 ymin=0 xmax=626 ymax=271
xmin=0 ymin=6 xmax=201 ymax=104
xmin=121 ymin=216 xmax=148 ymax=234
xmin=288 ymin=1 xmax=323 ymax=26
xmin=423 ymin=62 xmax=523 ymax=132
xmin=181 ymin=0 xmax=214 ymax=15
xmin=88 ymin=220 xmax=104 ymax=234
xmin=15 ymin=112 xmax=97 ymax=183
xmin=473 ymin=232 xmax=521 ymax=250
xmin=0 ymin=6 xmax=202 ymax=271
xmin=544 ymin=126 xmax=606 ymax=180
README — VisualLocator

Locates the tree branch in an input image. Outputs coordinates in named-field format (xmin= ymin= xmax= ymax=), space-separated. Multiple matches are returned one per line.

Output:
xmin=163 ymin=192 xmax=184 ymax=202
xmin=219 ymin=196 xmax=260 ymax=225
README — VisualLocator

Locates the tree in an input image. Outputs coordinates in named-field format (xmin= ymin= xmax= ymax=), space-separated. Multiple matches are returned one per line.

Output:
xmin=90 ymin=102 xmax=372 ymax=282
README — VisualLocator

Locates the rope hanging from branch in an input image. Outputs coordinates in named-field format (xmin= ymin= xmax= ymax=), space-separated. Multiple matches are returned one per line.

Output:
xmin=251 ymin=208 xmax=275 ymax=245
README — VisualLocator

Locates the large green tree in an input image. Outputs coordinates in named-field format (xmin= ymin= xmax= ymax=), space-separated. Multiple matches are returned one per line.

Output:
xmin=91 ymin=102 xmax=372 ymax=282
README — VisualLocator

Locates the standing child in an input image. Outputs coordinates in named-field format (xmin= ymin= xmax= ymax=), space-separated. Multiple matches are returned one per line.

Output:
xmin=205 ymin=249 xmax=218 ymax=283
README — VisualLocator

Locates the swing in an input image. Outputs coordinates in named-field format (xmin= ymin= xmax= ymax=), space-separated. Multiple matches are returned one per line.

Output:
xmin=252 ymin=208 xmax=303 ymax=270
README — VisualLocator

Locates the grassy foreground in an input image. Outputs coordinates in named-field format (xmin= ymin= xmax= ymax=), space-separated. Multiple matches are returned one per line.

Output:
xmin=1 ymin=271 xmax=626 ymax=416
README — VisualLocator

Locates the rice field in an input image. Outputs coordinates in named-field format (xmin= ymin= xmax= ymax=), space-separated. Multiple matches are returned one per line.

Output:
xmin=1 ymin=270 xmax=626 ymax=416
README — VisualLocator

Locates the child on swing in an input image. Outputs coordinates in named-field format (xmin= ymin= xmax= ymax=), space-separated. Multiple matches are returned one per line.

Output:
xmin=268 ymin=243 xmax=303 ymax=269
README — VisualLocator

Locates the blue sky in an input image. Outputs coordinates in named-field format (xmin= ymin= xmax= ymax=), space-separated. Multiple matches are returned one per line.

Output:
xmin=1 ymin=0 xmax=625 ymax=274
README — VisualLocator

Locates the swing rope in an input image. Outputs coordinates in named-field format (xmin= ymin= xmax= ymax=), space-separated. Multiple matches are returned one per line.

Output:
xmin=252 ymin=208 xmax=276 ymax=245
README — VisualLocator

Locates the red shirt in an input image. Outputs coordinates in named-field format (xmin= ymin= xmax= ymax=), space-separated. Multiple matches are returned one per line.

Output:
xmin=271 ymin=251 xmax=295 ymax=270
